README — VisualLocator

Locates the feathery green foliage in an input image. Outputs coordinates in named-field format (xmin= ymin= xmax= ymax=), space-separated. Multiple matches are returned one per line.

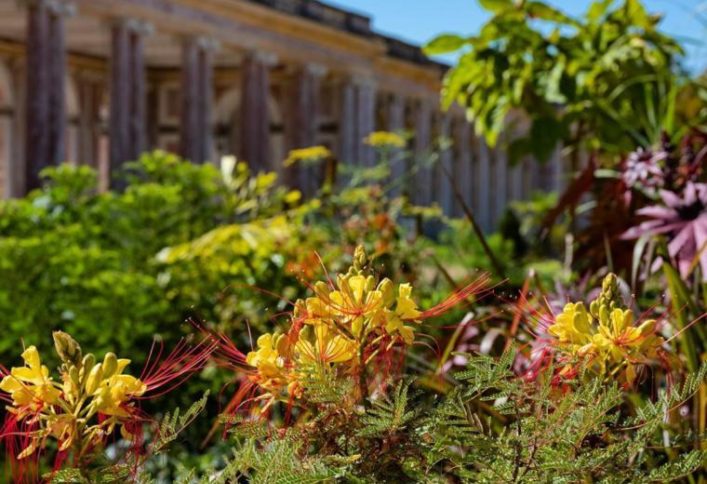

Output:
xmin=212 ymin=353 xmax=706 ymax=483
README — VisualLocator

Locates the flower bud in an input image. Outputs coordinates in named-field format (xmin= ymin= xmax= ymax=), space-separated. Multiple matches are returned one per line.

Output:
xmin=102 ymin=352 xmax=118 ymax=378
xmin=79 ymin=353 xmax=95 ymax=380
xmin=53 ymin=331 xmax=82 ymax=366
xmin=591 ymin=273 xmax=621 ymax=317
xmin=377 ymin=279 xmax=395 ymax=307
xmin=352 ymin=245 xmax=367 ymax=273
xmin=69 ymin=366 xmax=80 ymax=387
xmin=313 ymin=281 xmax=329 ymax=299
xmin=85 ymin=363 xmax=103 ymax=394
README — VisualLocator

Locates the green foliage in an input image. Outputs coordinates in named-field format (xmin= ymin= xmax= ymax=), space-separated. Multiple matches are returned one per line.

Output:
xmin=212 ymin=352 xmax=706 ymax=482
xmin=155 ymin=215 xmax=320 ymax=336
xmin=0 ymin=151 xmax=298 ymax=364
xmin=429 ymin=0 xmax=693 ymax=162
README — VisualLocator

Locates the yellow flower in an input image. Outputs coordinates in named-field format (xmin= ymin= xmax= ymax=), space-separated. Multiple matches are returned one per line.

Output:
xmin=546 ymin=274 xmax=666 ymax=384
xmin=395 ymin=284 xmax=421 ymax=320
xmin=284 ymin=146 xmax=331 ymax=167
xmin=384 ymin=284 xmax=422 ymax=344
xmin=295 ymin=324 xmax=356 ymax=365
xmin=246 ymin=333 xmax=290 ymax=392
xmin=91 ymin=358 xmax=146 ymax=417
xmin=592 ymin=308 xmax=660 ymax=364
xmin=363 ymin=131 xmax=406 ymax=149
xmin=328 ymin=274 xmax=387 ymax=337
xmin=93 ymin=375 xmax=146 ymax=418
xmin=0 ymin=346 xmax=61 ymax=411
xmin=548 ymin=303 xmax=594 ymax=348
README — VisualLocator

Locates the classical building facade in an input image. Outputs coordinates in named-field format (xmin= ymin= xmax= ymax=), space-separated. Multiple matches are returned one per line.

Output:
xmin=0 ymin=0 xmax=564 ymax=231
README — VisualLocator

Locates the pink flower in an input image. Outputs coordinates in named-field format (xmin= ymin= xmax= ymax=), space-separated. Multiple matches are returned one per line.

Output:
xmin=623 ymin=182 xmax=707 ymax=280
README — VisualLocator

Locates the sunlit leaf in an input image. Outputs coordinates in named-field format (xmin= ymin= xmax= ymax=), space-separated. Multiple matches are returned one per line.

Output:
xmin=424 ymin=34 xmax=467 ymax=55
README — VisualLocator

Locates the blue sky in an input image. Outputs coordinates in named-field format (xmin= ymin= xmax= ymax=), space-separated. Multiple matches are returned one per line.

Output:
xmin=329 ymin=0 xmax=707 ymax=73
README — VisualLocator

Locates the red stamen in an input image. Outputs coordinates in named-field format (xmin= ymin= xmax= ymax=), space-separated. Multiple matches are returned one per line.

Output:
xmin=139 ymin=338 xmax=217 ymax=399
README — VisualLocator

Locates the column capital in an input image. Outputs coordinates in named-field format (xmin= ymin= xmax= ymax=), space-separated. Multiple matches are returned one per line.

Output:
xmin=195 ymin=35 xmax=220 ymax=52
xmin=108 ymin=18 xmax=154 ymax=36
xmin=303 ymin=63 xmax=328 ymax=78
xmin=19 ymin=0 xmax=76 ymax=16
xmin=349 ymin=74 xmax=376 ymax=88
xmin=245 ymin=50 xmax=278 ymax=67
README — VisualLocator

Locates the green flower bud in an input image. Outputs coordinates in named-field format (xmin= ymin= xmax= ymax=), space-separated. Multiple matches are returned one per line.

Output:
xmin=85 ymin=363 xmax=103 ymax=394
xmin=53 ymin=331 xmax=82 ymax=366
xmin=591 ymin=273 xmax=621 ymax=318
xmin=69 ymin=366 xmax=80 ymax=386
xmin=102 ymin=352 xmax=118 ymax=378
xmin=352 ymin=245 xmax=367 ymax=273
xmin=377 ymin=278 xmax=395 ymax=307
xmin=79 ymin=353 xmax=96 ymax=386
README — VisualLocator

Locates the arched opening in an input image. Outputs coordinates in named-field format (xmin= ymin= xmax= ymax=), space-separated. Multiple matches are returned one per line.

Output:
xmin=213 ymin=85 xmax=284 ymax=175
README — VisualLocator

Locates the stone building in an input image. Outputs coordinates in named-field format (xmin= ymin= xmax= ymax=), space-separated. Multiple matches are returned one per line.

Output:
xmin=0 ymin=0 xmax=564 ymax=231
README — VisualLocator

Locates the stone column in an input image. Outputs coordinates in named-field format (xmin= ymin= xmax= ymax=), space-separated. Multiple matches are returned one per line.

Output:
xmin=24 ymin=0 xmax=73 ymax=192
xmin=287 ymin=63 xmax=326 ymax=195
xmin=109 ymin=19 xmax=151 ymax=178
xmin=128 ymin=24 xmax=147 ymax=161
xmin=386 ymin=93 xmax=405 ymax=196
xmin=240 ymin=51 xmax=276 ymax=172
xmin=180 ymin=36 xmax=216 ymax=165
xmin=356 ymin=78 xmax=376 ymax=167
xmin=338 ymin=76 xmax=376 ymax=168
xmin=413 ymin=98 xmax=432 ymax=206
xmin=338 ymin=79 xmax=357 ymax=167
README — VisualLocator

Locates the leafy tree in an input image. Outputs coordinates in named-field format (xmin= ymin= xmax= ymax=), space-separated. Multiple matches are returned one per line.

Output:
xmin=427 ymin=0 xmax=692 ymax=165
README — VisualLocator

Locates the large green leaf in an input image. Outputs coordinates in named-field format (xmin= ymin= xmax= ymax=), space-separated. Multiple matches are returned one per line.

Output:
xmin=424 ymin=34 xmax=466 ymax=55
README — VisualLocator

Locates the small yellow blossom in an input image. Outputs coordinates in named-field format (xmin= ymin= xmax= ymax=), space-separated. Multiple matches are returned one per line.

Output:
xmin=548 ymin=303 xmax=593 ymax=348
xmin=384 ymin=284 xmax=422 ymax=344
xmin=93 ymin=360 xmax=147 ymax=417
xmin=546 ymin=274 xmax=664 ymax=384
xmin=284 ymin=146 xmax=331 ymax=167
xmin=246 ymin=333 xmax=291 ymax=393
xmin=328 ymin=274 xmax=386 ymax=337
xmin=363 ymin=131 xmax=406 ymax=149
xmin=295 ymin=325 xmax=356 ymax=365
xmin=0 ymin=346 xmax=61 ymax=411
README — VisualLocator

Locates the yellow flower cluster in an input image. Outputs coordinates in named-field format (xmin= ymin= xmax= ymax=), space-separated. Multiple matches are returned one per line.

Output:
xmin=548 ymin=274 xmax=663 ymax=382
xmin=283 ymin=145 xmax=332 ymax=167
xmin=246 ymin=247 xmax=421 ymax=409
xmin=0 ymin=332 xmax=146 ymax=459
xmin=363 ymin=131 xmax=406 ymax=149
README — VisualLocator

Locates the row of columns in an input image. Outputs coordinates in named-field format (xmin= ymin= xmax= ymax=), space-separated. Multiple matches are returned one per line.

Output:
xmin=15 ymin=0 xmax=565 ymax=234
xmin=180 ymin=36 xmax=216 ymax=166
xmin=19 ymin=0 xmax=471 ymax=199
